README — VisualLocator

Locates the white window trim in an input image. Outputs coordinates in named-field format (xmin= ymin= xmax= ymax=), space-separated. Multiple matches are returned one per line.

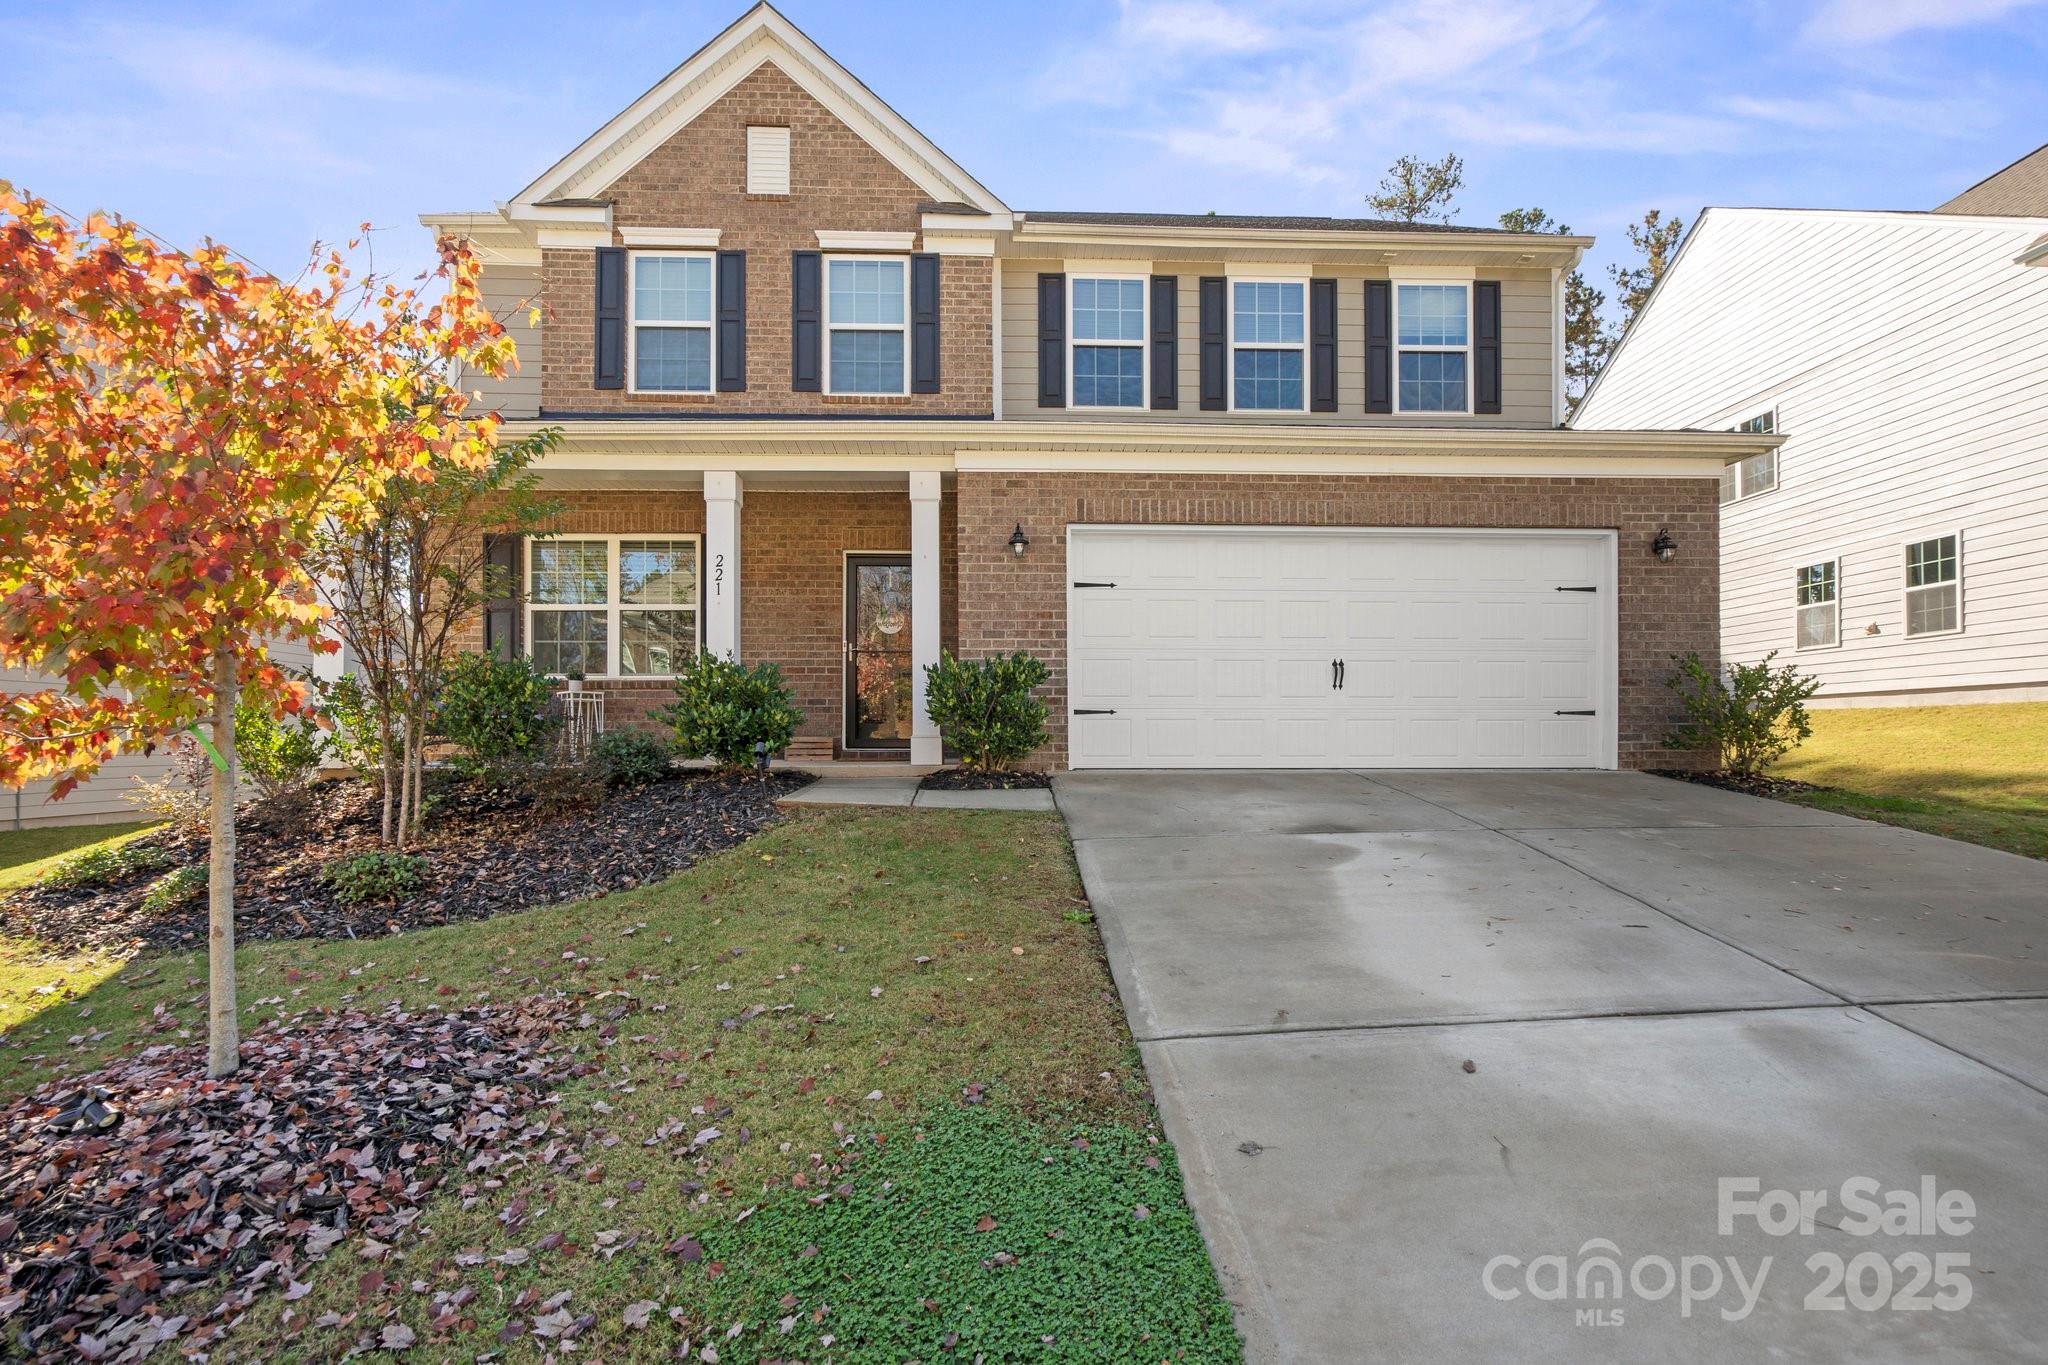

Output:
xmin=1226 ymin=275 xmax=1309 ymax=414
xmin=1067 ymin=273 xmax=1149 ymax=412
xmin=1721 ymin=407 xmax=1780 ymax=505
xmin=1902 ymin=529 xmax=1965 ymax=639
xmin=822 ymin=253 xmax=909 ymax=396
xmin=1792 ymin=551 xmax=1842 ymax=652
xmin=625 ymin=250 xmax=715 ymax=396
xmin=1393 ymin=280 xmax=1473 ymax=416
xmin=524 ymin=534 xmax=704 ymax=680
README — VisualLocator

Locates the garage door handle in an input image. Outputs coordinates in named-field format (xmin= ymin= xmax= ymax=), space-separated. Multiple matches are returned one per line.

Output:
xmin=1073 ymin=708 xmax=1117 ymax=715
xmin=1554 ymin=709 xmax=1595 ymax=716
xmin=1555 ymin=585 xmax=1598 ymax=593
xmin=1072 ymin=581 xmax=1118 ymax=588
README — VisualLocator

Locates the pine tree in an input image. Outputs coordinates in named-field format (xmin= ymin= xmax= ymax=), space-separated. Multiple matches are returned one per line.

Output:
xmin=1610 ymin=208 xmax=1685 ymax=332
xmin=1368 ymin=153 xmax=1464 ymax=224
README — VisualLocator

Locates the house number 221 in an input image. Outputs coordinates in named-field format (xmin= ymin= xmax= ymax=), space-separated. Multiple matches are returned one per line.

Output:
xmin=713 ymin=553 xmax=725 ymax=597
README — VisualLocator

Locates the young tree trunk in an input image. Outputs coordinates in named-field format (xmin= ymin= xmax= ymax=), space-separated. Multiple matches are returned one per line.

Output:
xmin=395 ymin=708 xmax=415 ymax=851
xmin=207 ymin=647 xmax=241 ymax=1079
xmin=378 ymin=694 xmax=395 ymax=846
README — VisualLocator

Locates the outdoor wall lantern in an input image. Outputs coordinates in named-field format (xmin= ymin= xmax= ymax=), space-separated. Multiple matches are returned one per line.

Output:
xmin=1008 ymin=523 xmax=1030 ymax=558
xmin=1651 ymin=528 xmax=1678 ymax=562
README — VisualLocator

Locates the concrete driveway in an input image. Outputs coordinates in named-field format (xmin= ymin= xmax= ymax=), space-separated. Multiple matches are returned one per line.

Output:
xmin=1057 ymin=770 xmax=2048 ymax=1363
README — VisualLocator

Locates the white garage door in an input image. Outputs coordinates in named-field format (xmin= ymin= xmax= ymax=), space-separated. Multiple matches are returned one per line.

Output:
xmin=1067 ymin=526 xmax=1616 ymax=769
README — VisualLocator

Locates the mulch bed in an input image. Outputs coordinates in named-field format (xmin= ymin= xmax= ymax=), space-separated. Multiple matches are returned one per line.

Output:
xmin=1650 ymin=768 xmax=1828 ymax=799
xmin=1 ymin=769 xmax=814 ymax=955
xmin=918 ymin=768 xmax=1053 ymax=792
xmin=0 ymin=997 xmax=584 ymax=1362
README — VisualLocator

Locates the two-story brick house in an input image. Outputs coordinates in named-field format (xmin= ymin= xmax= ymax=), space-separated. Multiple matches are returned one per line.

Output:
xmin=424 ymin=3 xmax=1773 ymax=772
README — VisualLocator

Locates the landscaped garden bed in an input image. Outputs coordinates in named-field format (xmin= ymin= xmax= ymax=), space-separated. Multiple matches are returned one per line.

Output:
xmin=919 ymin=766 xmax=1053 ymax=792
xmin=0 ymin=767 xmax=812 ymax=954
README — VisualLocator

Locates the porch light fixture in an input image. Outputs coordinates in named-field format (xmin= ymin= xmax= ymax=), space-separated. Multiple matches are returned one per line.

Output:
xmin=1651 ymin=528 xmax=1678 ymax=562
xmin=1008 ymin=523 xmax=1030 ymax=558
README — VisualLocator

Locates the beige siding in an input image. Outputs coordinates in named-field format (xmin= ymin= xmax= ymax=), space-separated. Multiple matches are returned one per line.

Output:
xmin=463 ymin=261 xmax=543 ymax=420
xmin=1576 ymin=208 xmax=2048 ymax=701
xmin=1000 ymin=260 xmax=1554 ymax=426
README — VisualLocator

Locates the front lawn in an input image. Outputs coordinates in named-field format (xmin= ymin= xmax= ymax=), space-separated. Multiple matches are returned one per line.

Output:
xmin=0 ymin=808 xmax=1240 ymax=1362
xmin=1771 ymin=701 xmax=2048 ymax=859
xmin=0 ymin=819 xmax=158 ymax=892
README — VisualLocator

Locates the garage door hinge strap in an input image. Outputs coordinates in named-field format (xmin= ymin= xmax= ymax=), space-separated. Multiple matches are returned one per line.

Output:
xmin=1554 ymin=709 xmax=1596 ymax=716
xmin=1556 ymin=585 xmax=1598 ymax=592
xmin=1072 ymin=581 xmax=1117 ymax=588
xmin=1073 ymin=708 xmax=1117 ymax=715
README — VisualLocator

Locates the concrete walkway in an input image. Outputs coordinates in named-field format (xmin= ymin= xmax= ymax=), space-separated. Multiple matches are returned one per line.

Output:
xmin=778 ymin=770 xmax=1053 ymax=811
xmin=1058 ymin=769 xmax=2048 ymax=1363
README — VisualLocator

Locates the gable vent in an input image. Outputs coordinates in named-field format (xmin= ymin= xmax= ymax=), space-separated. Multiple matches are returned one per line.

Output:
xmin=747 ymin=125 xmax=791 ymax=196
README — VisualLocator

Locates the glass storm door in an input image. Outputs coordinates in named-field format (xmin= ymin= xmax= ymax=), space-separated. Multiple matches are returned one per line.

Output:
xmin=845 ymin=555 xmax=914 ymax=749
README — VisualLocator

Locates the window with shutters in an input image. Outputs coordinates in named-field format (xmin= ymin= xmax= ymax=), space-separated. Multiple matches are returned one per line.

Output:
xmin=1903 ymin=533 xmax=1962 ymax=637
xmin=746 ymin=125 xmax=791 ymax=195
xmin=1794 ymin=557 xmax=1839 ymax=650
xmin=629 ymin=253 xmax=714 ymax=393
xmin=527 ymin=537 xmax=701 ymax=678
xmin=1229 ymin=278 xmax=1306 ymax=411
xmin=824 ymin=256 xmax=908 ymax=395
xmin=1069 ymin=276 xmax=1146 ymax=408
xmin=1395 ymin=283 xmax=1470 ymax=413
xmin=1720 ymin=410 xmax=1779 ymax=504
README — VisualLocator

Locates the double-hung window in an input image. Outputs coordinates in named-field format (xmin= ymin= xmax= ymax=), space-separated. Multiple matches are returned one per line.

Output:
xmin=1904 ymin=534 xmax=1962 ymax=636
xmin=1396 ymin=283 xmax=1470 ymax=413
xmin=1230 ymin=279 xmax=1305 ymax=410
xmin=1794 ymin=558 xmax=1839 ymax=650
xmin=1070 ymin=277 xmax=1145 ymax=408
xmin=825 ymin=257 xmax=907 ymax=394
xmin=1721 ymin=410 xmax=1779 ymax=504
xmin=630 ymin=253 xmax=713 ymax=393
xmin=528 ymin=537 xmax=701 ymax=678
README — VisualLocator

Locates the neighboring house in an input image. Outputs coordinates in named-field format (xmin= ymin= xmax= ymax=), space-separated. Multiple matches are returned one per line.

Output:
xmin=423 ymin=2 xmax=1770 ymax=772
xmin=1574 ymin=142 xmax=2048 ymax=708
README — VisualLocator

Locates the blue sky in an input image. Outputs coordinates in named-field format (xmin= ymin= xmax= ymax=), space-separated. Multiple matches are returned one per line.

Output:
xmin=3 ymin=0 xmax=2043 ymax=312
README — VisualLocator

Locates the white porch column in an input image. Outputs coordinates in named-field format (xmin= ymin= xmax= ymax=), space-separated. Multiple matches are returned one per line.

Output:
xmin=703 ymin=471 xmax=743 ymax=659
xmin=909 ymin=470 xmax=943 ymax=765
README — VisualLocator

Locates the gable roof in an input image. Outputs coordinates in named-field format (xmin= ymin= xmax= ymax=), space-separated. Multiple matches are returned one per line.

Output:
xmin=1937 ymin=142 xmax=2048 ymax=217
xmin=510 ymin=2 xmax=1006 ymax=217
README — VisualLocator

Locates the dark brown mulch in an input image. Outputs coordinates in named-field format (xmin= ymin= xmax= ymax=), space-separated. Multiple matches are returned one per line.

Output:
xmin=0 ymin=997 xmax=584 ymax=1363
xmin=1650 ymin=768 xmax=1827 ymax=799
xmin=918 ymin=767 xmax=1053 ymax=792
xmin=1 ymin=769 xmax=815 ymax=955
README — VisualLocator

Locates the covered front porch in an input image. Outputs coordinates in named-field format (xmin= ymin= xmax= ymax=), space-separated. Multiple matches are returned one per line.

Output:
xmin=510 ymin=466 xmax=957 ymax=765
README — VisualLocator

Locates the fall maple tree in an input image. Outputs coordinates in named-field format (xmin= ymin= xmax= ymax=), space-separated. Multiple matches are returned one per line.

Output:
xmin=0 ymin=185 xmax=513 ymax=1076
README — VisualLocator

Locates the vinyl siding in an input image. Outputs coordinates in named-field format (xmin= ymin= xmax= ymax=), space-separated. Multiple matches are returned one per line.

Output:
xmin=1000 ymin=261 xmax=1554 ymax=426
xmin=1575 ymin=208 xmax=2048 ymax=701
xmin=462 ymin=261 xmax=543 ymax=420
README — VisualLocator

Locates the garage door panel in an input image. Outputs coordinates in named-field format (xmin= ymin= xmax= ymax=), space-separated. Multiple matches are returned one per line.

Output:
xmin=1068 ymin=529 xmax=1614 ymax=769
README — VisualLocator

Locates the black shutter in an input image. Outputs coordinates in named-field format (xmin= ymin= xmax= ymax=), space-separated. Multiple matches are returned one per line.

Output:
xmin=1198 ymin=276 xmax=1227 ymax=410
xmin=481 ymin=534 xmax=522 ymax=661
xmin=716 ymin=250 xmax=747 ymax=392
xmin=1364 ymin=279 xmax=1392 ymax=414
xmin=1310 ymin=278 xmax=1338 ymax=412
xmin=791 ymin=251 xmax=822 ymax=392
xmin=1149 ymin=275 xmax=1178 ymax=410
xmin=1037 ymin=273 xmax=1066 ymax=408
xmin=911 ymin=253 xmax=941 ymax=393
xmin=593 ymin=247 xmax=626 ymax=390
xmin=1474 ymin=280 xmax=1502 ymax=414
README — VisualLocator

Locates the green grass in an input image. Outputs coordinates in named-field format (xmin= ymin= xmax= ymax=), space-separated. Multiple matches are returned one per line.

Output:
xmin=0 ymin=807 xmax=1240 ymax=1362
xmin=0 ymin=819 xmax=159 ymax=892
xmin=0 ymin=820 xmax=163 ymax=1032
xmin=1771 ymin=701 xmax=2048 ymax=859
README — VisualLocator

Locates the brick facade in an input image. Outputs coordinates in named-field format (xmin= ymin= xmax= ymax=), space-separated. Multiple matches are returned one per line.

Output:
xmin=540 ymin=63 xmax=992 ymax=418
xmin=953 ymin=471 xmax=1721 ymax=772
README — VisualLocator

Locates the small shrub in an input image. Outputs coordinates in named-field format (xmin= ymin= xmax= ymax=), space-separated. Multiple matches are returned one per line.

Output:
xmin=923 ymin=650 xmax=1051 ymax=771
xmin=528 ymin=763 xmax=607 ymax=817
xmin=437 ymin=653 xmax=558 ymax=771
xmin=140 ymin=864 xmax=207 ymax=915
xmin=591 ymin=729 xmax=671 ymax=787
xmin=659 ymin=653 xmax=803 ymax=770
xmin=322 ymin=851 xmax=425 ymax=906
xmin=1666 ymin=651 xmax=1822 ymax=777
xmin=43 ymin=840 xmax=175 ymax=890
xmin=315 ymin=672 xmax=382 ymax=777
xmin=236 ymin=700 xmax=325 ymax=799
xmin=126 ymin=737 xmax=211 ymax=830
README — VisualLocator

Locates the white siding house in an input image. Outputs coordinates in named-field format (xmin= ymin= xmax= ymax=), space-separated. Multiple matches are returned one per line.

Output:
xmin=1573 ymin=205 xmax=2048 ymax=707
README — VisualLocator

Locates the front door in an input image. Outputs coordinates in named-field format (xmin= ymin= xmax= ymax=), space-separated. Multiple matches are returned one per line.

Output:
xmin=844 ymin=554 xmax=914 ymax=750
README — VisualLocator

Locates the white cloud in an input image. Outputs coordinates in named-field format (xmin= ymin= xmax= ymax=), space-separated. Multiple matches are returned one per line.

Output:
xmin=1804 ymin=0 xmax=2047 ymax=44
